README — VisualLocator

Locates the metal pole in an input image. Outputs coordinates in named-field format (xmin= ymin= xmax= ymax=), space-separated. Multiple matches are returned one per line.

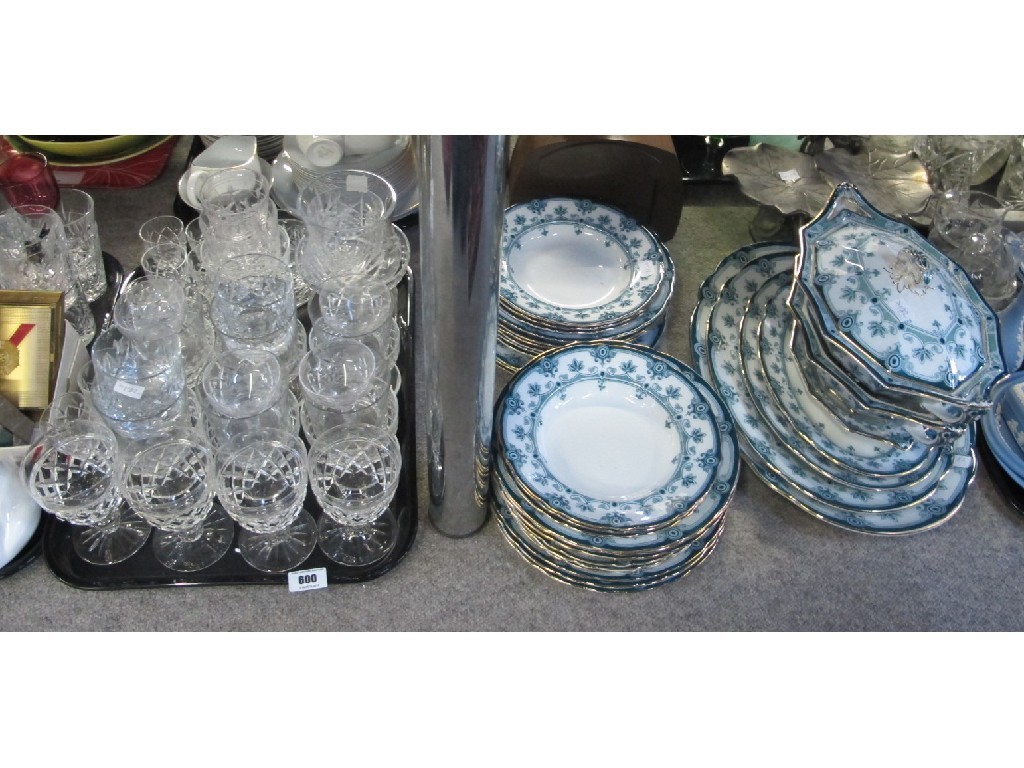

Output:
xmin=415 ymin=135 xmax=509 ymax=538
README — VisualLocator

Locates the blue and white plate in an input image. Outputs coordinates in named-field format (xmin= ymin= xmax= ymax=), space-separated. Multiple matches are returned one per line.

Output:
xmin=492 ymin=497 xmax=724 ymax=592
xmin=751 ymin=270 xmax=941 ymax=484
xmin=496 ymin=310 xmax=669 ymax=374
xmin=691 ymin=244 xmax=976 ymax=535
xmin=980 ymin=371 xmax=1024 ymax=487
xmin=500 ymin=198 xmax=670 ymax=329
xmin=494 ymin=346 xmax=738 ymax=552
xmin=494 ymin=460 xmax=727 ymax=557
xmin=795 ymin=182 xmax=1005 ymax=409
xmin=498 ymin=342 xmax=727 ymax=531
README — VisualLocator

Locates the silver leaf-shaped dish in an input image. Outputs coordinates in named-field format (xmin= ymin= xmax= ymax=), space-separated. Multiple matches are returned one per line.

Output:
xmin=813 ymin=148 xmax=933 ymax=218
xmin=720 ymin=144 xmax=833 ymax=216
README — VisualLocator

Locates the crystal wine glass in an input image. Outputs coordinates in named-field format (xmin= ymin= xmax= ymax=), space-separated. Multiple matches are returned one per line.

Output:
xmin=214 ymin=427 xmax=316 ymax=572
xmin=0 ymin=204 xmax=96 ymax=343
xmin=90 ymin=275 xmax=188 ymax=438
xmin=21 ymin=408 xmax=150 ymax=565
xmin=308 ymin=424 xmax=403 ymax=567
xmin=120 ymin=426 xmax=234 ymax=572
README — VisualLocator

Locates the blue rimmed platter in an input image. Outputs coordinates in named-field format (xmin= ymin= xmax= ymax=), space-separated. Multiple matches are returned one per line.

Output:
xmin=691 ymin=244 xmax=976 ymax=535
xmin=709 ymin=254 xmax=951 ymax=512
xmin=752 ymin=270 xmax=941 ymax=484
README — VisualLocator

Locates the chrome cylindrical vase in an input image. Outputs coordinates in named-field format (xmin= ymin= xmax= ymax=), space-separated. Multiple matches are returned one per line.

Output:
xmin=415 ymin=135 xmax=509 ymax=537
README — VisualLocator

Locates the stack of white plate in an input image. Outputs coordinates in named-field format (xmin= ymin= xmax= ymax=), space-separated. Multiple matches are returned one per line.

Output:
xmin=496 ymin=198 xmax=675 ymax=373
xmin=690 ymin=183 xmax=1008 ymax=535
xmin=200 ymin=134 xmax=283 ymax=161
xmin=490 ymin=341 xmax=739 ymax=591
xmin=270 ymin=136 xmax=419 ymax=221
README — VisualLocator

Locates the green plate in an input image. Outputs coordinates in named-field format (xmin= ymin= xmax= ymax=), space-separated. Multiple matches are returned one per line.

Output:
xmin=4 ymin=135 xmax=172 ymax=167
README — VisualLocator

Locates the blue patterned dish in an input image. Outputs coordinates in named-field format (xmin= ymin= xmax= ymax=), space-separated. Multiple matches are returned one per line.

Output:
xmin=491 ymin=495 xmax=724 ymax=592
xmin=691 ymin=244 xmax=975 ymax=535
xmin=500 ymin=241 xmax=676 ymax=341
xmin=980 ymin=372 xmax=1024 ymax=487
xmin=764 ymin=274 xmax=929 ymax=450
xmin=500 ymin=198 xmax=670 ymax=329
xmin=795 ymin=183 xmax=1005 ymax=409
xmin=498 ymin=342 xmax=727 ymax=530
xmin=494 ymin=460 xmax=727 ymax=556
xmin=750 ymin=270 xmax=941 ymax=484
xmin=708 ymin=256 xmax=951 ymax=512
xmin=788 ymin=285 xmax=966 ymax=444
xmin=490 ymin=342 xmax=735 ymax=590
xmin=494 ymin=347 xmax=738 ymax=548
xmin=790 ymin=320 xmax=936 ymax=448
xmin=495 ymin=312 xmax=668 ymax=374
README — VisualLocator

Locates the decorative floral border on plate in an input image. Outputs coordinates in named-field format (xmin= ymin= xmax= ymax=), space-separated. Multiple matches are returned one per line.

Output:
xmin=499 ymin=341 xmax=728 ymax=529
xmin=500 ymin=198 xmax=668 ymax=328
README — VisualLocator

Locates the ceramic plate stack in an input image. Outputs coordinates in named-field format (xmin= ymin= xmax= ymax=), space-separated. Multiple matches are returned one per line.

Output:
xmin=201 ymin=134 xmax=283 ymax=161
xmin=5 ymin=135 xmax=173 ymax=167
xmin=270 ymin=135 xmax=419 ymax=221
xmin=490 ymin=340 xmax=739 ymax=591
xmin=690 ymin=183 xmax=1008 ymax=535
xmin=496 ymin=198 xmax=675 ymax=373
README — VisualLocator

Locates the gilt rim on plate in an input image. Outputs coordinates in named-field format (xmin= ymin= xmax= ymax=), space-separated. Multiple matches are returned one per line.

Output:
xmin=499 ymin=198 xmax=670 ymax=331
xmin=496 ymin=340 xmax=737 ymax=534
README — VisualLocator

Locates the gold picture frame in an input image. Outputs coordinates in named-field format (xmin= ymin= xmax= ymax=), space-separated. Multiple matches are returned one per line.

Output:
xmin=0 ymin=290 xmax=64 ymax=410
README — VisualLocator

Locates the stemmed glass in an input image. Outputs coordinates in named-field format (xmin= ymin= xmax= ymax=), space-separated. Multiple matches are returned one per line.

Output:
xmin=201 ymin=348 xmax=299 ymax=450
xmin=120 ymin=426 xmax=234 ymax=572
xmin=21 ymin=402 xmax=151 ymax=565
xmin=214 ymin=427 xmax=317 ymax=572
xmin=308 ymin=424 xmax=403 ymax=567
xmin=138 ymin=215 xmax=185 ymax=251
xmin=0 ymin=204 xmax=96 ymax=343
xmin=310 ymin=274 xmax=400 ymax=370
xmin=90 ymin=276 xmax=187 ymax=439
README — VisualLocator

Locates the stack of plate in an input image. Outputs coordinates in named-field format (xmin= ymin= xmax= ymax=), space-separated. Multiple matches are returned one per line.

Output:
xmin=496 ymin=198 xmax=675 ymax=372
xmin=490 ymin=341 xmax=739 ymax=591
xmin=270 ymin=136 xmax=419 ymax=221
xmin=5 ymin=135 xmax=172 ymax=167
xmin=200 ymin=134 xmax=283 ymax=161
xmin=690 ymin=183 xmax=1007 ymax=535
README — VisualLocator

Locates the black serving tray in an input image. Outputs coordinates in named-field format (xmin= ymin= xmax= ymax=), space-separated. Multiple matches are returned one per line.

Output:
xmin=42 ymin=269 xmax=419 ymax=589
